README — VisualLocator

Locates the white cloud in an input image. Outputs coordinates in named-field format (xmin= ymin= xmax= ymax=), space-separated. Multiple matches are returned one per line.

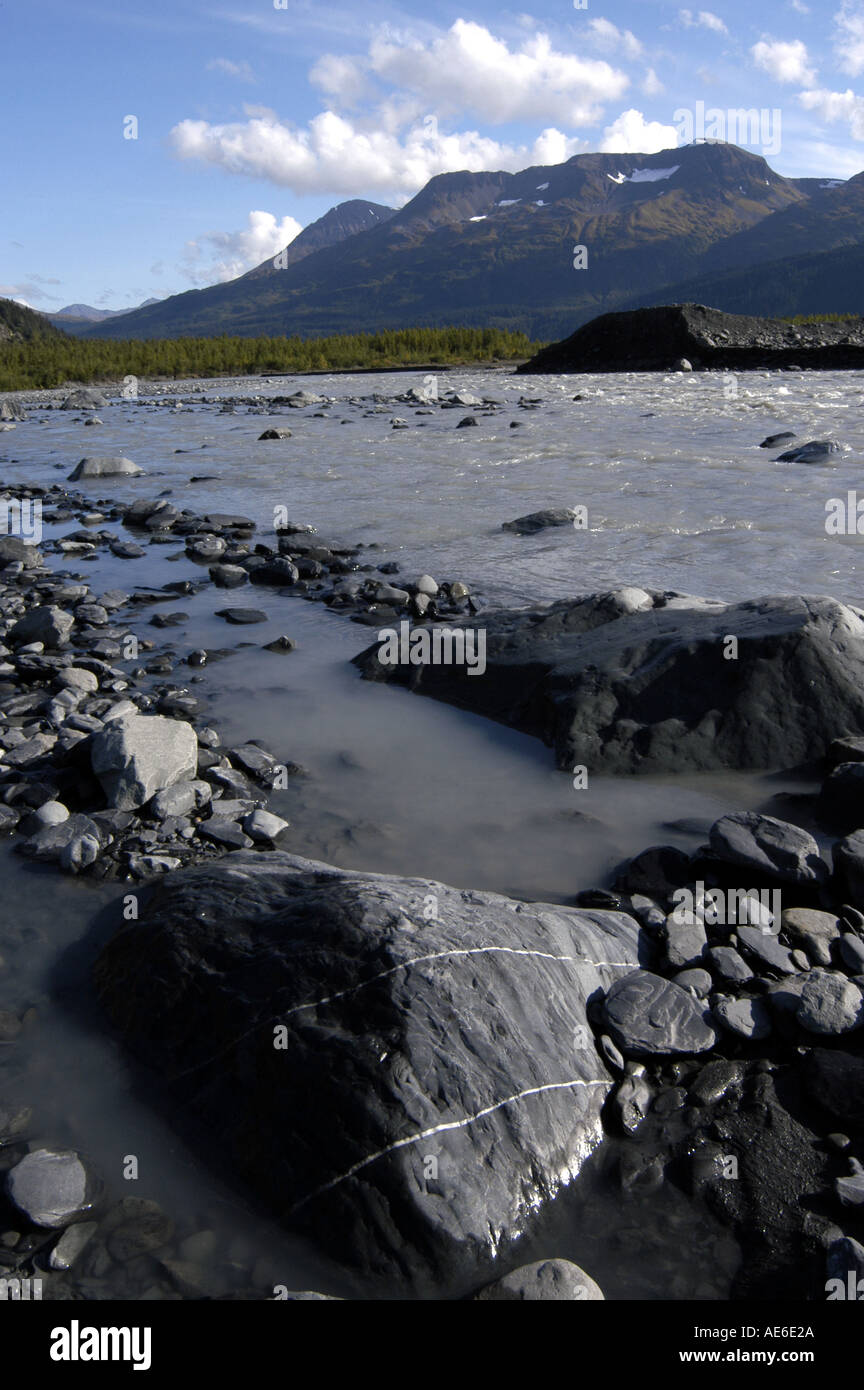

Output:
xmin=207 ymin=58 xmax=255 ymax=82
xmin=309 ymin=53 xmax=374 ymax=107
xmin=182 ymin=210 xmax=304 ymax=284
xmin=799 ymin=86 xmax=864 ymax=139
xmin=312 ymin=20 xmax=628 ymax=125
xmin=600 ymin=109 xmax=680 ymax=153
xmin=751 ymin=38 xmax=815 ymax=84
xmin=834 ymin=2 xmax=864 ymax=77
xmin=586 ymin=18 xmax=643 ymax=59
xmin=679 ymin=10 xmax=729 ymax=34
xmin=790 ymin=0 xmax=809 ymax=12
xmin=641 ymin=67 xmax=664 ymax=96
xmin=171 ymin=110 xmax=585 ymax=196
xmin=0 ymin=276 xmax=60 ymax=305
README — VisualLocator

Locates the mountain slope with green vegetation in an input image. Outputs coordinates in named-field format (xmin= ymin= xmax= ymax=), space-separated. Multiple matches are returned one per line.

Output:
xmin=83 ymin=143 xmax=822 ymax=342
xmin=0 ymin=298 xmax=66 ymax=343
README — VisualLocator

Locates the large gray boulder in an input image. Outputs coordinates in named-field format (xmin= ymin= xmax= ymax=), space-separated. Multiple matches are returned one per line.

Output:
xmin=90 ymin=714 xmax=198 ymax=810
xmin=354 ymin=592 xmax=864 ymax=774
xmin=94 ymin=852 xmax=644 ymax=1294
xmin=5 ymin=1148 xmax=102 ymax=1228
xmin=68 ymin=456 xmax=142 ymax=481
xmin=60 ymin=388 xmax=108 ymax=411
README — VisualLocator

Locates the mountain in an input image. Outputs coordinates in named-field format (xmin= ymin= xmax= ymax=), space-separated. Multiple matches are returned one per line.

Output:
xmin=47 ymin=297 xmax=162 ymax=335
xmin=81 ymin=145 xmax=858 ymax=342
xmin=242 ymin=199 xmax=395 ymax=280
xmin=0 ymin=298 xmax=66 ymax=342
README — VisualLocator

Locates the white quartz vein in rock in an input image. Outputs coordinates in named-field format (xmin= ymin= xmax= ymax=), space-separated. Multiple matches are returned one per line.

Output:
xmin=290 ymin=1075 xmax=611 ymax=1211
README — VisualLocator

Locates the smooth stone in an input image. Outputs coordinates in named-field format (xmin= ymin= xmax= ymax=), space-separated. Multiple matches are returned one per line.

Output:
xmin=672 ymin=967 xmax=713 ymax=998
xmin=5 ymin=1148 xmax=101 ymax=1228
xmin=475 ymin=1258 xmax=604 ymax=1301
xmin=611 ymin=1071 xmax=654 ymax=1132
xmin=49 ymin=1221 xmax=98 ymax=1270
xmin=664 ymin=912 xmax=708 ymax=970
xmin=712 ymin=994 xmax=772 ymax=1040
xmin=197 ymin=819 xmax=254 ymax=849
xmin=215 ymin=608 xmax=267 ymax=624
xmin=796 ymin=970 xmax=864 ymax=1034
xmin=709 ymin=812 xmax=826 ymax=886
xmin=149 ymin=781 xmax=211 ymax=819
xmin=258 ymin=428 xmax=292 ymax=440
xmin=736 ymin=925 xmax=798 ymax=975
xmin=706 ymin=945 xmax=753 ymax=983
xmin=601 ymin=970 xmax=717 ymax=1056
xmin=243 ymin=809 xmax=290 ymax=845
xmin=209 ymin=564 xmax=248 ymax=589
xmin=781 ymin=908 xmax=840 ymax=967
xmin=839 ymin=935 xmax=864 ymax=973
xmin=774 ymin=439 xmax=845 ymax=463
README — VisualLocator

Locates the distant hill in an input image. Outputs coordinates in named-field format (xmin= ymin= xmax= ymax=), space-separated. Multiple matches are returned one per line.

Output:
xmin=79 ymin=145 xmax=861 ymax=342
xmin=47 ymin=298 xmax=161 ymax=335
xmin=0 ymin=298 xmax=66 ymax=342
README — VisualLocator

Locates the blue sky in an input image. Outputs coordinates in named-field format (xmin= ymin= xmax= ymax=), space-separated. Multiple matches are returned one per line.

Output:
xmin=3 ymin=0 xmax=864 ymax=310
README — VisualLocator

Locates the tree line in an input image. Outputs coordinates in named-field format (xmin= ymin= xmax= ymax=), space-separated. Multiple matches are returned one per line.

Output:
xmin=0 ymin=326 xmax=543 ymax=392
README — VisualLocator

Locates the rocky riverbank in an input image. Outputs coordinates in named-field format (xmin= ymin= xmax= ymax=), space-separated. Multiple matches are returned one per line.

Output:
xmin=518 ymin=304 xmax=864 ymax=374
xmin=3 ymin=390 xmax=864 ymax=1300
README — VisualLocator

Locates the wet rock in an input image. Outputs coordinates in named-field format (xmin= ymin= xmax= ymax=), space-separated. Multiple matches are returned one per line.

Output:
xmin=502 ymin=508 xmax=581 ymax=535
xmin=760 ymin=432 xmax=795 ymax=448
xmin=210 ymin=564 xmax=248 ymax=589
xmin=93 ymin=851 xmax=641 ymax=1293
xmin=775 ymin=439 xmax=845 ymax=463
xmin=5 ymin=1148 xmax=102 ymax=1228
xmin=18 ymin=813 xmax=106 ymax=864
xmin=355 ymin=592 xmax=864 ymax=775
xmin=611 ymin=1069 xmax=653 ymax=1132
xmin=258 ymin=428 xmax=292 ymax=440
xmin=601 ymin=971 xmax=717 ymax=1056
xmin=673 ymin=967 xmax=712 ymax=997
xmin=50 ymin=1221 xmax=98 ymax=1270
xmin=262 ymin=635 xmax=296 ymax=654
xmin=688 ymin=1059 xmax=744 ymax=1106
xmin=105 ymin=1204 xmax=174 ymax=1261
xmin=836 ymin=1161 xmax=864 ymax=1207
xmin=796 ymin=970 xmax=864 ymax=1034
xmin=474 ymin=1258 xmax=603 ymax=1301
xmin=186 ymin=535 xmax=226 ymax=561
xmin=68 ymin=457 xmax=143 ymax=481
xmin=91 ymin=714 xmax=198 ymax=810
xmin=110 ymin=541 xmax=146 ymax=559
xmin=215 ymin=608 xmax=267 ymax=624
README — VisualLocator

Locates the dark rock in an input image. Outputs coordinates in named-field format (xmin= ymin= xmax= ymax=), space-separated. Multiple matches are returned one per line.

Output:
xmin=601 ymin=970 xmax=717 ymax=1056
xmin=518 ymin=305 xmax=864 ymax=374
xmin=775 ymin=439 xmax=844 ymax=464
xmin=760 ymin=432 xmax=795 ymax=448
xmin=93 ymin=851 xmax=641 ymax=1293
xmin=709 ymin=812 xmax=826 ymax=887
xmin=501 ymin=508 xmax=580 ymax=535
xmin=215 ymin=608 xmax=268 ymax=625
xmin=354 ymin=592 xmax=864 ymax=775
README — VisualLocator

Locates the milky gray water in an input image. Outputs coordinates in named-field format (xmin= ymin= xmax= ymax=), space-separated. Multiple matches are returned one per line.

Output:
xmin=0 ymin=366 xmax=860 ymax=1298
